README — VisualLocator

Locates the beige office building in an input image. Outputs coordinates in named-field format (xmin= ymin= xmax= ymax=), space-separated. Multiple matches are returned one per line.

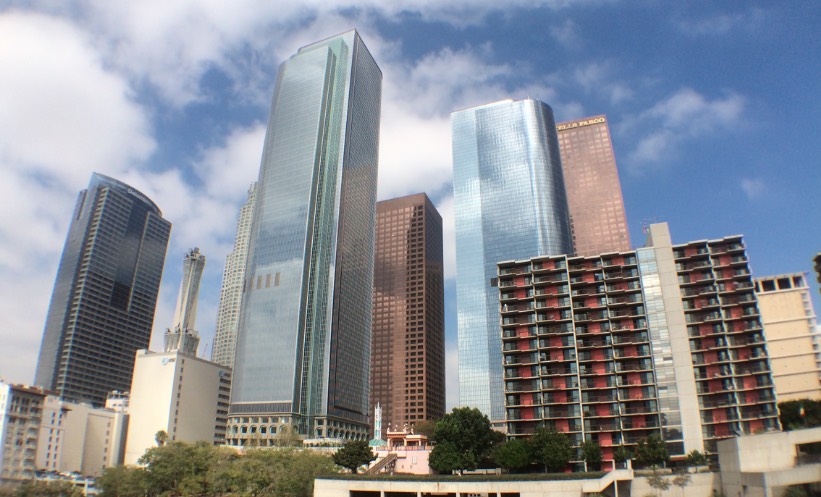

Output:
xmin=37 ymin=395 xmax=128 ymax=477
xmin=125 ymin=344 xmax=231 ymax=464
xmin=557 ymin=115 xmax=631 ymax=257
xmin=754 ymin=273 xmax=821 ymax=401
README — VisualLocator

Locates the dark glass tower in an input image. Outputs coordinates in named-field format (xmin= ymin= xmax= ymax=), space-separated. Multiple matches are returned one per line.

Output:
xmin=371 ymin=193 xmax=445 ymax=431
xmin=227 ymin=30 xmax=381 ymax=444
xmin=35 ymin=173 xmax=171 ymax=406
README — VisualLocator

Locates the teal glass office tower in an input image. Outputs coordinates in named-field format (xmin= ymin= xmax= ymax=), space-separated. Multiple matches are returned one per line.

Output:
xmin=227 ymin=31 xmax=381 ymax=443
xmin=453 ymin=99 xmax=573 ymax=422
xmin=35 ymin=173 xmax=171 ymax=406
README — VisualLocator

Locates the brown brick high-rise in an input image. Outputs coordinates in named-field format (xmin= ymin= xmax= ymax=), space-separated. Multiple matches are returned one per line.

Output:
xmin=557 ymin=115 xmax=631 ymax=256
xmin=372 ymin=193 xmax=445 ymax=431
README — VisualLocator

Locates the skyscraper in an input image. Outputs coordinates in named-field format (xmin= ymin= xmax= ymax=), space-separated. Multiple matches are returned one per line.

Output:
xmin=35 ymin=173 xmax=170 ymax=406
xmin=227 ymin=31 xmax=381 ymax=444
xmin=556 ymin=115 xmax=631 ymax=256
xmin=212 ymin=183 xmax=256 ymax=368
xmin=372 ymin=193 xmax=445 ymax=430
xmin=452 ymin=98 xmax=573 ymax=423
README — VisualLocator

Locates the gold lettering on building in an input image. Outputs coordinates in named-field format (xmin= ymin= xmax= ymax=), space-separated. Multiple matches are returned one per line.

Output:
xmin=556 ymin=116 xmax=606 ymax=131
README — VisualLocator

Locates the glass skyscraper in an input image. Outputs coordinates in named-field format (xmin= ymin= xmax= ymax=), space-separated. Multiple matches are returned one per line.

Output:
xmin=35 ymin=173 xmax=171 ymax=406
xmin=453 ymin=98 xmax=573 ymax=422
xmin=227 ymin=30 xmax=381 ymax=444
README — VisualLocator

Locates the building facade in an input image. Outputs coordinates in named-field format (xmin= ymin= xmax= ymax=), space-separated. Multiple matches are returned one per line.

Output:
xmin=500 ymin=223 xmax=779 ymax=468
xmin=37 ymin=396 xmax=128 ymax=477
xmin=35 ymin=173 xmax=171 ymax=406
xmin=453 ymin=98 xmax=573 ymax=422
xmin=371 ymin=193 xmax=445 ymax=431
xmin=126 ymin=248 xmax=230 ymax=463
xmin=125 ymin=347 xmax=231 ymax=464
xmin=754 ymin=273 xmax=821 ymax=401
xmin=556 ymin=115 xmax=631 ymax=256
xmin=0 ymin=383 xmax=45 ymax=483
xmin=212 ymin=183 xmax=257 ymax=368
xmin=227 ymin=31 xmax=381 ymax=444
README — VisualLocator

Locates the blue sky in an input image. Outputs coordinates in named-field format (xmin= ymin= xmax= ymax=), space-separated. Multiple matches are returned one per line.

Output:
xmin=1 ymin=1 xmax=819 ymax=410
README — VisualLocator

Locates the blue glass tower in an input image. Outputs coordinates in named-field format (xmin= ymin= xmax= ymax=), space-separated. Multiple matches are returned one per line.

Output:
xmin=227 ymin=31 xmax=381 ymax=443
xmin=35 ymin=173 xmax=171 ymax=406
xmin=453 ymin=99 xmax=573 ymax=422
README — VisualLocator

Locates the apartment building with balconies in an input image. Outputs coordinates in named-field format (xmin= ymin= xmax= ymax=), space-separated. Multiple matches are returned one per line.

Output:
xmin=499 ymin=223 xmax=780 ymax=470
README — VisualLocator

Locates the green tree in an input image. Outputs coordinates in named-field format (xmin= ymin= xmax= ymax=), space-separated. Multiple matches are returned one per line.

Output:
xmin=332 ymin=440 xmax=376 ymax=474
xmin=413 ymin=419 xmax=438 ymax=438
xmin=614 ymin=444 xmax=631 ymax=467
xmin=430 ymin=407 xmax=497 ymax=473
xmin=778 ymin=399 xmax=821 ymax=431
xmin=529 ymin=428 xmax=573 ymax=473
xmin=428 ymin=441 xmax=463 ymax=474
xmin=581 ymin=440 xmax=603 ymax=471
xmin=11 ymin=481 xmax=84 ymax=497
xmin=494 ymin=438 xmax=530 ymax=472
xmin=684 ymin=450 xmax=708 ymax=471
xmin=139 ymin=440 xmax=218 ymax=496
xmin=635 ymin=434 xmax=669 ymax=472
xmin=154 ymin=429 xmax=168 ymax=447
xmin=97 ymin=465 xmax=148 ymax=497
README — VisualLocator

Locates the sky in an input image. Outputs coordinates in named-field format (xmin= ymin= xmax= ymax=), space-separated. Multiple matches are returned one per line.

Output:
xmin=1 ymin=1 xmax=819 ymax=411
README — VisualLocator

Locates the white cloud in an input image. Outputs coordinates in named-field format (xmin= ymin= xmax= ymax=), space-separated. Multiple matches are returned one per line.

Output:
xmin=740 ymin=177 xmax=766 ymax=200
xmin=550 ymin=19 xmax=581 ymax=47
xmin=624 ymin=87 xmax=745 ymax=171
xmin=570 ymin=61 xmax=634 ymax=105
xmin=677 ymin=8 xmax=766 ymax=37
xmin=0 ymin=12 xmax=154 ymax=185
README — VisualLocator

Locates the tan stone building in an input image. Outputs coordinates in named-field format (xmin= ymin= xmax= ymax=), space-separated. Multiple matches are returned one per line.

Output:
xmin=754 ymin=273 xmax=821 ymax=401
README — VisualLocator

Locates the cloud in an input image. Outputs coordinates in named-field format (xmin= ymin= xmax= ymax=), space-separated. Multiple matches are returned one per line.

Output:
xmin=677 ymin=8 xmax=766 ymax=37
xmin=569 ymin=61 xmax=634 ymax=105
xmin=740 ymin=178 xmax=766 ymax=200
xmin=623 ymin=87 xmax=745 ymax=171
xmin=0 ymin=11 xmax=154 ymax=186
xmin=550 ymin=19 xmax=582 ymax=47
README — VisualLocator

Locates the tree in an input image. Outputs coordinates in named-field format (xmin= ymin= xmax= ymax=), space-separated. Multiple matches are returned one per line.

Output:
xmin=429 ymin=441 xmax=464 ymax=474
xmin=332 ymin=440 xmax=376 ymax=474
xmin=647 ymin=474 xmax=671 ymax=497
xmin=11 ymin=481 xmax=84 ymax=497
xmin=430 ymin=407 xmax=497 ymax=473
xmin=684 ymin=450 xmax=708 ymax=471
xmin=634 ymin=434 xmax=669 ymax=472
xmin=494 ymin=438 xmax=530 ymax=472
xmin=614 ymin=445 xmax=631 ymax=468
xmin=139 ymin=440 xmax=218 ymax=496
xmin=529 ymin=428 xmax=573 ymax=473
xmin=97 ymin=465 xmax=148 ymax=497
xmin=154 ymin=430 xmax=168 ymax=447
xmin=581 ymin=440 xmax=603 ymax=471
xmin=672 ymin=472 xmax=691 ymax=497
xmin=778 ymin=399 xmax=821 ymax=431
xmin=413 ymin=419 xmax=438 ymax=438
